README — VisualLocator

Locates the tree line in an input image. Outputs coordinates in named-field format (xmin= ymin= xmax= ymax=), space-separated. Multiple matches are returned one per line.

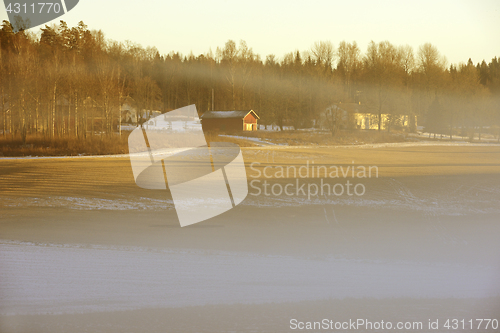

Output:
xmin=1 ymin=20 xmax=499 ymax=143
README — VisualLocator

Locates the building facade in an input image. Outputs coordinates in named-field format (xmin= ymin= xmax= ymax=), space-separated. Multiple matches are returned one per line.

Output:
xmin=201 ymin=110 xmax=259 ymax=132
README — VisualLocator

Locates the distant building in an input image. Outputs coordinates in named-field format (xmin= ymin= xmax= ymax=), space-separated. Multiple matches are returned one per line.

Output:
xmin=120 ymin=97 xmax=137 ymax=123
xmin=354 ymin=113 xmax=417 ymax=131
xmin=201 ymin=110 xmax=260 ymax=132
xmin=319 ymin=103 xmax=358 ymax=130
xmin=320 ymin=102 xmax=417 ymax=131
xmin=120 ymin=97 xmax=161 ymax=125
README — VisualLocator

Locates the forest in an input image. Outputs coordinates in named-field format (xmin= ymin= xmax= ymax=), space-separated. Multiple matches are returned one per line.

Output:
xmin=1 ymin=20 xmax=499 ymax=151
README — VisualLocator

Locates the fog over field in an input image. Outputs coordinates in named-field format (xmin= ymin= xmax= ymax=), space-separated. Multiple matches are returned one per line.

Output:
xmin=1 ymin=144 xmax=499 ymax=332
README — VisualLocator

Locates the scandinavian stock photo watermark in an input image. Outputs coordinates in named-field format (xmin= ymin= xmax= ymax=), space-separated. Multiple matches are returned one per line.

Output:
xmin=249 ymin=161 xmax=378 ymax=200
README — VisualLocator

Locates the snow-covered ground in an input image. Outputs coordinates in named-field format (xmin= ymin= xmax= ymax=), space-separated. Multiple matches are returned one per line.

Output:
xmin=0 ymin=140 xmax=498 ymax=160
xmin=1 ymin=240 xmax=498 ymax=316
xmin=219 ymin=134 xmax=286 ymax=146
xmin=410 ymin=131 xmax=500 ymax=143
xmin=1 ymin=144 xmax=499 ymax=332
xmin=1 ymin=175 xmax=498 ymax=218
xmin=258 ymin=124 xmax=295 ymax=131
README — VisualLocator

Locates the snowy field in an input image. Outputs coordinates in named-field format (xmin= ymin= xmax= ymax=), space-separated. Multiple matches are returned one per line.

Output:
xmin=1 ymin=240 xmax=498 ymax=316
xmin=1 ymin=144 xmax=499 ymax=332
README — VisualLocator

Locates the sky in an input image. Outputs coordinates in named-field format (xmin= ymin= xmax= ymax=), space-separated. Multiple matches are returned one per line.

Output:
xmin=1 ymin=0 xmax=499 ymax=66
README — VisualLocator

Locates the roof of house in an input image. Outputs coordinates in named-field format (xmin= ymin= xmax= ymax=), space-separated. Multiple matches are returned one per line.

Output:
xmin=201 ymin=110 xmax=259 ymax=120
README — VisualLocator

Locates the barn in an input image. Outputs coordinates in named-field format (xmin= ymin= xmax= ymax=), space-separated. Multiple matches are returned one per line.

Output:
xmin=201 ymin=110 xmax=260 ymax=132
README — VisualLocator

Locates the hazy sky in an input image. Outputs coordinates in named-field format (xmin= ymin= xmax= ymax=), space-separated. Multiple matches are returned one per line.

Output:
xmin=1 ymin=0 xmax=499 ymax=65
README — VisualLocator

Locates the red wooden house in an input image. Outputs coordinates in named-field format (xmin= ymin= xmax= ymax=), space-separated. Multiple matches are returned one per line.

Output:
xmin=201 ymin=110 xmax=260 ymax=132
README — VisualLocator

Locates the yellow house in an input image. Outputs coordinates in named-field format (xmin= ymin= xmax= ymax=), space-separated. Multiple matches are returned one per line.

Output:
xmin=320 ymin=102 xmax=417 ymax=131
xmin=354 ymin=113 xmax=417 ymax=130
